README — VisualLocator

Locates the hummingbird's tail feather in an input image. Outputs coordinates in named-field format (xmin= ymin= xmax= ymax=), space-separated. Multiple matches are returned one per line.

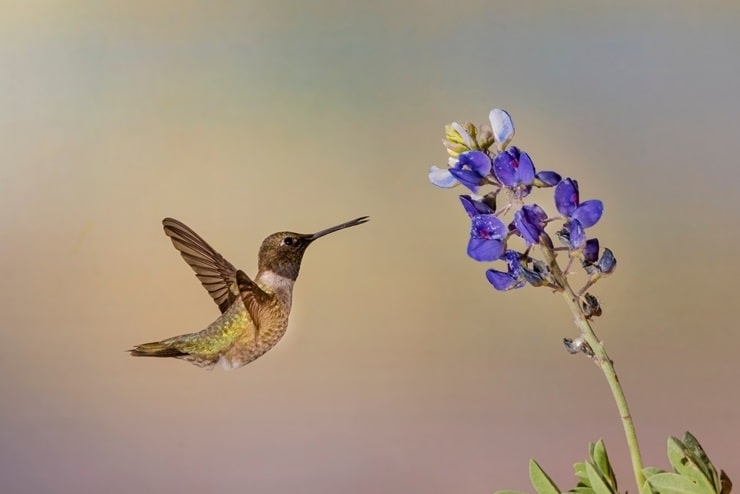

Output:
xmin=129 ymin=341 xmax=187 ymax=358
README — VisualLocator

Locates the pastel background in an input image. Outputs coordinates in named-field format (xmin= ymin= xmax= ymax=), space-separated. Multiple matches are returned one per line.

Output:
xmin=1 ymin=2 xmax=738 ymax=493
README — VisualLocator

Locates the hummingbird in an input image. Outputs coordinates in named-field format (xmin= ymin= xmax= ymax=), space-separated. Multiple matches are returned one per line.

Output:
xmin=129 ymin=216 xmax=369 ymax=370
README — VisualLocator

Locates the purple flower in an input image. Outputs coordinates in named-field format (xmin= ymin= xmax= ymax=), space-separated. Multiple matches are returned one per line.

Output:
xmin=449 ymin=151 xmax=492 ymax=193
xmin=486 ymin=250 xmax=525 ymax=291
xmin=582 ymin=239 xmax=616 ymax=275
xmin=534 ymin=171 xmax=561 ymax=187
xmin=554 ymin=178 xmax=603 ymax=249
xmin=460 ymin=195 xmax=494 ymax=218
xmin=493 ymin=146 xmax=535 ymax=190
xmin=513 ymin=204 xmax=548 ymax=245
xmin=583 ymin=239 xmax=600 ymax=264
xmin=467 ymin=214 xmax=507 ymax=262
xmin=596 ymin=248 xmax=617 ymax=275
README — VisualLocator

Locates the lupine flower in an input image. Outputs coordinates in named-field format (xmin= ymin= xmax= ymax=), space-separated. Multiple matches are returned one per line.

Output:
xmin=513 ymin=204 xmax=548 ymax=245
xmin=595 ymin=248 xmax=617 ymax=275
xmin=430 ymin=149 xmax=493 ymax=191
xmin=583 ymin=239 xmax=600 ymax=264
xmin=449 ymin=151 xmax=492 ymax=193
xmin=520 ymin=259 xmax=550 ymax=287
xmin=460 ymin=195 xmax=494 ymax=217
xmin=493 ymin=146 xmax=535 ymax=192
xmin=431 ymin=108 xmax=613 ymax=308
xmin=430 ymin=121 xmax=495 ymax=188
xmin=486 ymin=250 xmax=526 ymax=290
xmin=467 ymin=213 xmax=507 ymax=262
xmin=534 ymin=171 xmax=562 ymax=187
xmin=554 ymin=178 xmax=603 ymax=249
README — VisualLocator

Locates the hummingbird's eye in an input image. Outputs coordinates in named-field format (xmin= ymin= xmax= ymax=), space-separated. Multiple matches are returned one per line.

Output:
xmin=283 ymin=237 xmax=295 ymax=246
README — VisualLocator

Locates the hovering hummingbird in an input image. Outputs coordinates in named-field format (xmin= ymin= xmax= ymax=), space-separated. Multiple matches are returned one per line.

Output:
xmin=130 ymin=216 xmax=369 ymax=370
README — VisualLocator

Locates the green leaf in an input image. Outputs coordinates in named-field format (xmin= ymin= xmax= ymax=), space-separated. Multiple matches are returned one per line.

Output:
xmin=590 ymin=440 xmax=617 ymax=492
xmin=640 ymin=480 xmax=656 ymax=494
xmin=648 ymin=472 xmax=706 ymax=494
xmin=643 ymin=467 xmax=667 ymax=480
xmin=574 ymin=462 xmax=590 ymax=485
xmin=585 ymin=461 xmax=616 ymax=494
xmin=682 ymin=433 xmax=720 ymax=490
xmin=568 ymin=487 xmax=596 ymax=494
xmin=641 ymin=481 xmax=656 ymax=494
xmin=530 ymin=459 xmax=561 ymax=494
xmin=667 ymin=437 xmax=716 ymax=494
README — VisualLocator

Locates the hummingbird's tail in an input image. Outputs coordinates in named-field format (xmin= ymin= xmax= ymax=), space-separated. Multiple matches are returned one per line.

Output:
xmin=129 ymin=341 xmax=186 ymax=358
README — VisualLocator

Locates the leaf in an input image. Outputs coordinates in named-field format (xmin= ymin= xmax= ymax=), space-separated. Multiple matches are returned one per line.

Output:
xmin=640 ymin=480 xmax=657 ymax=494
xmin=590 ymin=440 xmax=617 ymax=492
xmin=641 ymin=468 xmax=668 ymax=494
xmin=574 ymin=462 xmax=590 ymax=485
xmin=530 ymin=459 xmax=561 ymax=494
xmin=682 ymin=432 xmax=720 ymax=490
xmin=585 ymin=461 xmax=616 ymax=494
xmin=648 ymin=473 xmax=706 ymax=494
xmin=644 ymin=467 xmax=667 ymax=479
xmin=667 ymin=437 xmax=716 ymax=494
xmin=568 ymin=487 xmax=596 ymax=494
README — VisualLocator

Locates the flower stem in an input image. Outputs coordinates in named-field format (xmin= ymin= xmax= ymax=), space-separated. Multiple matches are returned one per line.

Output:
xmin=561 ymin=288 xmax=646 ymax=489
xmin=539 ymin=240 xmax=645 ymax=490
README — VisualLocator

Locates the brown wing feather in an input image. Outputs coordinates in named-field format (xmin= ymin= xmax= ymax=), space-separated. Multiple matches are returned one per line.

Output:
xmin=235 ymin=269 xmax=271 ymax=328
xmin=162 ymin=218 xmax=238 ymax=313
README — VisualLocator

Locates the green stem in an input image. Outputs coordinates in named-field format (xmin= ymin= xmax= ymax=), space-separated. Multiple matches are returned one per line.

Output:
xmin=540 ymin=241 xmax=645 ymax=490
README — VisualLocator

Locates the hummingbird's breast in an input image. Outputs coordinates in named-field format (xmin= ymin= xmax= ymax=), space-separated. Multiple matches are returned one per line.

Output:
xmin=216 ymin=274 xmax=294 ymax=370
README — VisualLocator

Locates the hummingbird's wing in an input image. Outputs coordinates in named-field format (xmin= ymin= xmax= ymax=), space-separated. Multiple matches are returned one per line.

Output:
xmin=236 ymin=269 xmax=271 ymax=326
xmin=162 ymin=218 xmax=239 ymax=313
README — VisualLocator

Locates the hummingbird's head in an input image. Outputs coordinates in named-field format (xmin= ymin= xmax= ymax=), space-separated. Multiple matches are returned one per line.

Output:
xmin=257 ymin=216 xmax=368 ymax=281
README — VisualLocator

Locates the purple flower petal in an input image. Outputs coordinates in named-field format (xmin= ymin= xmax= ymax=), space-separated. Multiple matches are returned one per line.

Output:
xmin=583 ymin=238 xmax=600 ymax=264
xmin=514 ymin=204 xmax=547 ymax=245
xmin=489 ymin=108 xmax=515 ymax=147
xmin=534 ymin=171 xmax=561 ymax=187
xmin=516 ymin=151 xmax=536 ymax=185
xmin=459 ymin=195 xmax=494 ymax=218
xmin=554 ymin=178 xmax=579 ymax=216
xmin=471 ymin=214 xmax=507 ymax=239
xmin=468 ymin=238 xmax=504 ymax=262
xmin=492 ymin=148 xmax=518 ymax=187
xmin=501 ymin=250 xmax=522 ymax=273
xmin=597 ymin=248 xmax=617 ymax=274
xmin=429 ymin=166 xmax=458 ymax=188
xmin=572 ymin=200 xmax=603 ymax=228
xmin=485 ymin=252 xmax=523 ymax=290
xmin=458 ymin=150 xmax=492 ymax=176
xmin=493 ymin=147 xmax=536 ymax=188
xmin=521 ymin=265 xmax=546 ymax=287
xmin=486 ymin=269 xmax=517 ymax=291
xmin=449 ymin=168 xmax=483 ymax=192
xmin=569 ymin=220 xmax=586 ymax=249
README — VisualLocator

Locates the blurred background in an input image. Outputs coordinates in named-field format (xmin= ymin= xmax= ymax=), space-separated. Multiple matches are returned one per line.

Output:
xmin=1 ymin=1 xmax=739 ymax=493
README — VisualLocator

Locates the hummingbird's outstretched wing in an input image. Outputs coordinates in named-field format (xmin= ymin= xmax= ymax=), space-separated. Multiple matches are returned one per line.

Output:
xmin=162 ymin=218 xmax=238 ymax=313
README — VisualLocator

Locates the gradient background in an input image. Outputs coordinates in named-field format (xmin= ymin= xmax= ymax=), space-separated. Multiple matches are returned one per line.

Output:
xmin=1 ymin=2 xmax=739 ymax=493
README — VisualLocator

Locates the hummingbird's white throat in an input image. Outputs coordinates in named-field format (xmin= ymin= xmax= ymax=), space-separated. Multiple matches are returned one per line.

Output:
xmin=257 ymin=270 xmax=296 ymax=293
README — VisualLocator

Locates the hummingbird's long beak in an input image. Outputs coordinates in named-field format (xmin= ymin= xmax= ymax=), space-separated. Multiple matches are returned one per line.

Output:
xmin=309 ymin=216 xmax=369 ymax=241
